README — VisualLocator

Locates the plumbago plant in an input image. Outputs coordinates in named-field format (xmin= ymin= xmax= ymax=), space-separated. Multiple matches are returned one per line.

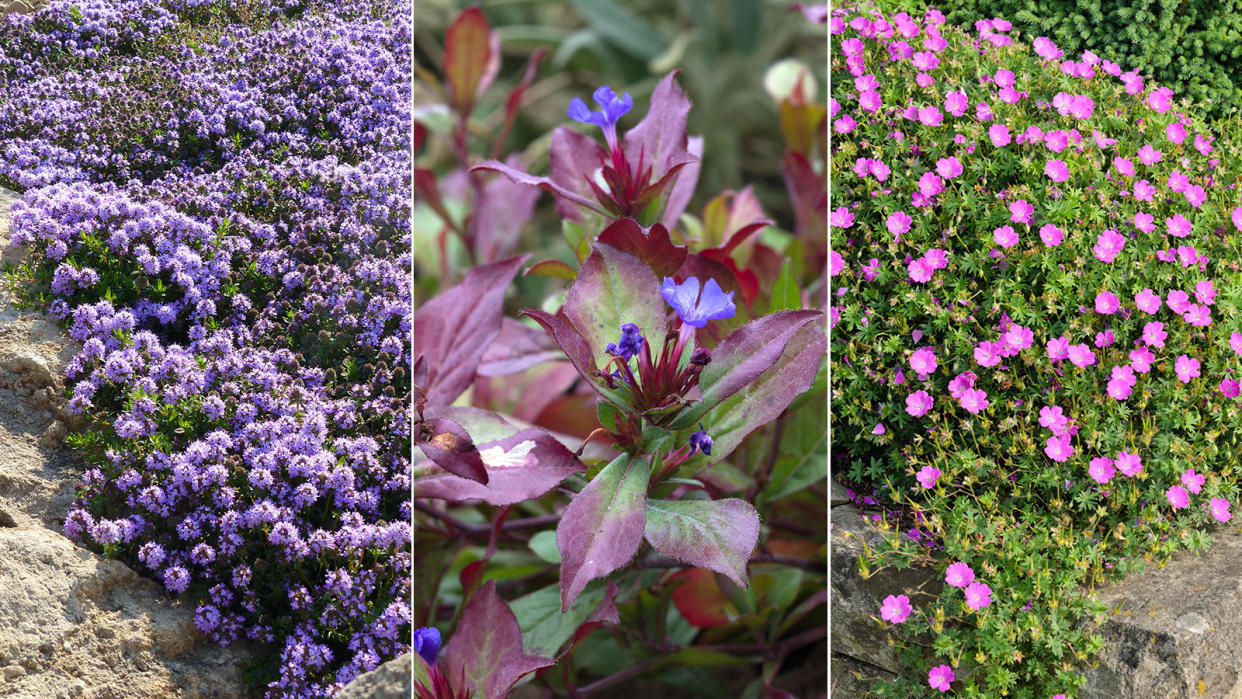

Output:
xmin=414 ymin=7 xmax=828 ymax=697
xmin=1 ymin=1 xmax=410 ymax=696
xmin=832 ymin=3 xmax=1242 ymax=697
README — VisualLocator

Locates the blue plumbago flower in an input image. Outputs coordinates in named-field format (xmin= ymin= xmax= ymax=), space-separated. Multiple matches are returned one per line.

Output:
xmin=413 ymin=626 xmax=442 ymax=666
xmin=689 ymin=424 xmax=713 ymax=455
xmin=567 ymin=85 xmax=633 ymax=137
xmin=661 ymin=276 xmax=737 ymax=328
xmin=605 ymin=322 xmax=646 ymax=361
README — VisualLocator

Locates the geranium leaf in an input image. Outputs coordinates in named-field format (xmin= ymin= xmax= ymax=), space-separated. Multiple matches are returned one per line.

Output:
xmin=441 ymin=581 xmax=555 ymax=699
xmin=669 ymin=310 xmax=823 ymax=429
xmin=596 ymin=218 xmax=687 ymax=277
xmin=565 ymin=243 xmax=668 ymax=371
xmin=412 ymin=255 xmax=529 ymax=407
xmin=557 ymin=453 xmax=649 ymax=610
xmin=644 ymin=498 xmax=760 ymax=588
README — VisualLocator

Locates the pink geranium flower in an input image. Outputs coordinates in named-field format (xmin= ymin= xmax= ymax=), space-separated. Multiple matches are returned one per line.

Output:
xmin=964 ymin=581 xmax=992 ymax=610
xmin=1033 ymin=36 xmax=1061 ymax=60
xmin=1166 ymin=213 xmax=1192 ymax=238
xmin=1183 ymin=468 xmax=1205 ymax=494
xmin=881 ymin=594 xmax=913 ymax=623
xmin=1009 ymin=199 xmax=1033 ymax=224
xmin=910 ymin=347 xmax=937 ymax=376
xmin=906 ymin=390 xmax=934 ymax=417
xmin=1135 ymin=289 xmax=1161 ymax=314
xmin=1175 ymin=354 xmax=1200 ymax=383
xmin=1133 ymin=179 xmax=1156 ymax=201
xmin=1046 ymin=336 xmax=1070 ymax=362
xmin=1166 ymin=120 xmax=1187 ymax=145
xmin=1039 ymin=405 xmax=1069 ymax=434
xmin=936 ymin=156 xmax=963 ymax=178
xmin=993 ymin=225 xmax=1019 ymax=248
xmin=1221 ymin=378 xmax=1240 ymax=398
xmin=1067 ymin=344 xmax=1096 ymax=368
xmin=1167 ymin=485 xmax=1189 ymax=510
xmin=887 ymin=210 xmax=913 ymax=237
xmin=1167 ymin=169 xmax=1190 ymax=193
xmin=1137 ymin=144 xmax=1162 ymax=164
xmin=1167 ymin=289 xmax=1191 ymax=313
xmin=1130 ymin=348 xmax=1154 ymax=373
xmin=945 ymin=561 xmax=974 ymax=587
xmin=1211 ymin=498 xmax=1232 ymax=522
xmin=959 ymin=387 xmax=989 ymax=414
xmin=989 ymin=123 xmax=1011 ymax=146
xmin=1093 ymin=229 xmax=1125 ymax=262
xmin=1040 ymin=224 xmax=1064 ymax=246
xmin=1095 ymin=291 xmax=1120 ymax=314
xmin=1089 ymin=457 xmax=1115 ymax=484
xmin=1142 ymin=322 xmax=1167 ymax=348
xmin=1107 ymin=365 xmax=1136 ymax=400
xmin=1194 ymin=279 xmax=1216 ymax=305
xmin=948 ymin=371 xmax=977 ymax=398
xmin=928 ymin=665 xmax=954 ymax=693
xmin=1112 ymin=157 xmax=1135 ymax=177
xmin=1133 ymin=211 xmax=1155 ymax=233
xmin=1116 ymin=451 xmax=1143 ymax=477
xmin=1045 ymin=434 xmax=1073 ymax=462
xmin=919 ymin=172 xmax=944 ymax=197
xmin=908 ymin=257 xmax=934 ymax=283
xmin=1004 ymin=324 xmax=1033 ymax=351
xmin=916 ymin=465 xmax=941 ymax=489
xmin=1148 ymin=86 xmax=1174 ymax=113
xmin=945 ymin=90 xmax=968 ymax=116
xmin=1045 ymin=159 xmax=1069 ymax=182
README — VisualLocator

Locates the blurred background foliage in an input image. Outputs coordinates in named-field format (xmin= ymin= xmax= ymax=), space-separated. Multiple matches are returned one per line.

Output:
xmin=414 ymin=0 xmax=827 ymax=237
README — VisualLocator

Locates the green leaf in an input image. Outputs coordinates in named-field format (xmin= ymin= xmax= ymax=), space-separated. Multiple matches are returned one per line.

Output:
xmin=528 ymin=530 xmax=561 ymax=564
xmin=569 ymin=0 xmax=668 ymax=61
xmin=767 ymin=258 xmax=801 ymax=313
xmin=511 ymin=580 xmax=617 ymax=658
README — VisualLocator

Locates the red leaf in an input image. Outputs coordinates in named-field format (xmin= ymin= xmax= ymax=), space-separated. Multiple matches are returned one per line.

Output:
xmin=519 ymin=309 xmax=601 ymax=394
xmin=444 ymin=7 xmax=499 ymax=116
xmin=669 ymin=568 xmax=737 ymax=627
xmin=661 ymin=135 xmax=702 ymax=229
xmin=557 ymin=454 xmax=648 ymax=610
xmin=781 ymin=151 xmax=827 ymax=244
xmin=418 ymin=418 xmax=487 ymax=484
xmin=549 ymin=126 xmax=608 ymax=222
xmin=494 ymin=48 xmax=548 ymax=159
xmin=441 ymin=581 xmax=555 ymax=699
xmin=412 ymin=255 xmax=529 ymax=407
xmin=597 ymin=218 xmax=687 ymax=278
xmin=700 ymin=249 xmax=760 ymax=307
xmin=477 ymin=317 xmax=563 ymax=378
xmin=460 ymin=560 xmax=488 ymax=598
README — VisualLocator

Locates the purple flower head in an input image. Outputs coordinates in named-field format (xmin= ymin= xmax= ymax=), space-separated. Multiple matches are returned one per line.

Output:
xmin=605 ymin=323 xmax=646 ymax=361
xmin=689 ymin=424 xmax=713 ymax=455
xmin=413 ymin=626 xmax=442 ymax=666
xmin=661 ymin=276 xmax=736 ymax=328
xmin=568 ymin=86 xmax=633 ymax=145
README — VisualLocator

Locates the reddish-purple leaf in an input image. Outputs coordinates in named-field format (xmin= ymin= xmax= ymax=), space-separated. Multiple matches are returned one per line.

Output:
xmin=631 ymin=150 xmax=700 ymax=215
xmin=519 ymin=309 xmax=601 ymax=392
xmin=477 ymin=317 xmax=563 ymax=378
xmin=441 ymin=581 xmax=555 ymax=699
xmin=472 ymin=361 xmax=578 ymax=423
xmin=781 ymin=151 xmax=827 ymax=243
xmin=596 ymin=218 xmax=687 ymax=278
xmin=532 ymin=392 xmax=602 ymax=440
xmin=623 ymin=71 xmax=690 ymax=182
xmin=412 ymin=255 xmax=529 ymax=407
xmin=694 ymin=322 xmax=826 ymax=465
xmin=549 ymin=126 xmax=608 ymax=222
xmin=474 ymin=153 xmax=540 ymax=262
xmin=671 ymin=310 xmax=823 ymax=429
xmin=493 ymin=48 xmax=548 ymax=160
xmin=557 ymin=454 xmax=649 ymax=610
xmin=472 ymin=157 xmax=606 ymax=217
xmin=444 ymin=7 xmax=499 ymax=117
xmin=644 ymin=498 xmax=760 ymax=588
xmin=525 ymin=259 xmax=578 ymax=281
xmin=414 ymin=429 xmax=583 ymax=506
xmin=417 ymin=418 xmax=487 ymax=484
xmin=565 ymin=243 xmax=668 ymax=370
xmin=661 ymin=135 xmax=702 ymax=230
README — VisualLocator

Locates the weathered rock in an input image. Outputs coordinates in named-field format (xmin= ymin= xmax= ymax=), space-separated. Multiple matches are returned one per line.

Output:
xmin=1080 ymin=528 xmax=1242 ymax=699
xmin=0 ymin=0 xmax=45 ymax=15
xmin=0 ymin=527 xmax=258 ymax=698
xmin=39 ymin=419 xmax=67 ymax=448
xmin=831 ymin=653 xmax=898 ymax=698
xmin=3 ymin=349 xmax=56 ymax=390
xmin=830 ymin=479 xmax=851 ymax=507
xmin=338 ymin=653 xmax=411 ymax=699
xmin=830 ymin=504 xmax=940 ymax=675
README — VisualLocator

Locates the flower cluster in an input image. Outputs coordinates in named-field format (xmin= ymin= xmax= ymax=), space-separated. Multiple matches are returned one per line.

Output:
xmin=2 ymin=1 xmax=411 ymax=696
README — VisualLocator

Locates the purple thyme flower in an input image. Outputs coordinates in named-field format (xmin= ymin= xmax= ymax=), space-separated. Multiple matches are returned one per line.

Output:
xmin=661 ymin=276 xmax=736 ymax=328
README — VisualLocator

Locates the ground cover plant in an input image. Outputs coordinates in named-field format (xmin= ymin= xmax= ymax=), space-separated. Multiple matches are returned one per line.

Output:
xmin=413 ymin=4 xmax=828 ymax=697
xmin=0 ymin=0 xmax=411 ymax=696
xmin=831 ymin=2 xmax=1242 ymax=696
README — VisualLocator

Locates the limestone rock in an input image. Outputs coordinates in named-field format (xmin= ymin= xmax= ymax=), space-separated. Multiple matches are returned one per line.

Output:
xmin=830 ymin=504 xmax=940 ymax=675
xmin=1080 ymin=528 xmax=1242 ymax=699
xmin=3 ymin=349 xmax=56 ymax=390
xmin=338 ymin=653 xmax=411 ymax=699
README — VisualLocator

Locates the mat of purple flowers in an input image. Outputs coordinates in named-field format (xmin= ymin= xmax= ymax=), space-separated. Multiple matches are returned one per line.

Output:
xmin=1 ymin=0 xmax=410 ymax=696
